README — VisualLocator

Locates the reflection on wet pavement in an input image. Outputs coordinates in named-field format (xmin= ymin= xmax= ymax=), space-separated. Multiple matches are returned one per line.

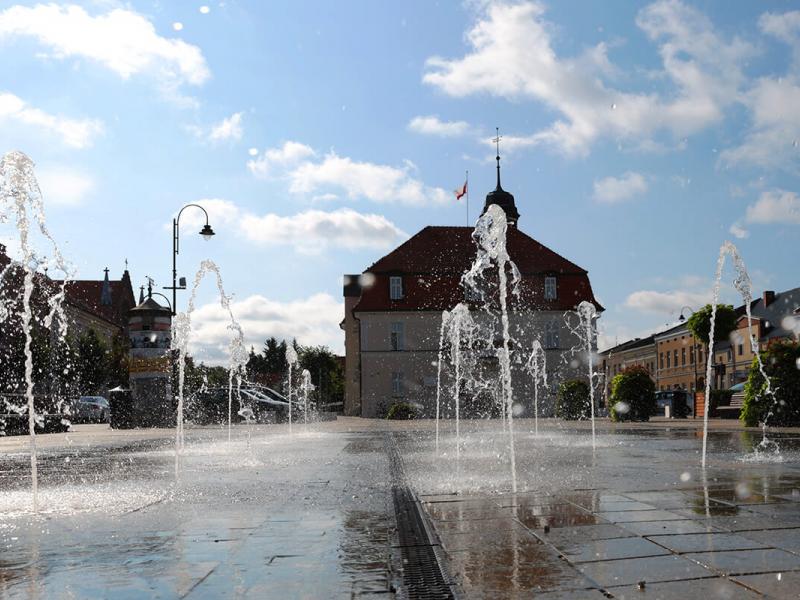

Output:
xmin=1 ymin=419 xmax=800 ymax=598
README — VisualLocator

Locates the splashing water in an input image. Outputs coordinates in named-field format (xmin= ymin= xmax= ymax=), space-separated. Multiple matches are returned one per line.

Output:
xmin=461 ymin=204 xmax=520 ymax=492
xmin=0 ymin=151 xmax=72 ymax=513
xmin=285 ymin=345 xmax=298 ymax=433
xmin=577 ymin=301 xmax=598 ymax=450
xmin=525 ymin=340 xmax=547 ymax=436
xmin=171 ymin=260 xmax=247 ymax=460
xmin=701 ymin=241 xmax=779 ymax=467
xmin=301 ymin=368 xmax=315 ymax=426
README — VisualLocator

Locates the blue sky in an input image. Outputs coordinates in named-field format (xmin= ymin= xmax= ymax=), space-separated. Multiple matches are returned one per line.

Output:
xmin=0 ymin=0 xmax=798 ymax=361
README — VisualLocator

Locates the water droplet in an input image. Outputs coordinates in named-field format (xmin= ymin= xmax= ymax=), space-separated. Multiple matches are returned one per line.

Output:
xmin=611 ymin=103 xmax=617 ymax=110
xmin=680 ymin=472 xmax=691 ymax=482
xmin=172 ymin=22 xmax=183 ymax=31
xmin=248 ymin=148 xmax=258 ymax=156
xmin=613 ymin=401 xmax=630 ymax=414
xmin=199 ymin=5 xmax=210 ymax=14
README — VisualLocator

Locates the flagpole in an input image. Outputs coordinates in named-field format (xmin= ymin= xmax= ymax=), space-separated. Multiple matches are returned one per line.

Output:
xmin=465 ymin=169 xmax=469 ymax=226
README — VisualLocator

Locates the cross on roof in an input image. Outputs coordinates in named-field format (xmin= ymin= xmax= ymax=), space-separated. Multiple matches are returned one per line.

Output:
xmin=492 ymin=127 xmax=502 ymax=159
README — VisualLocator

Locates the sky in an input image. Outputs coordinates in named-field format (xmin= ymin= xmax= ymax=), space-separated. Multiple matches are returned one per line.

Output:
xmin=0 ymin=0 xmax=798 ymax=363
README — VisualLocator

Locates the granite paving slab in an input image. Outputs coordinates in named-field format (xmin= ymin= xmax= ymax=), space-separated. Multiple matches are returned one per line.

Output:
xmin=575 ymin=554 xmax=713 ymax=587
xmin=684 ymin=548 xmax=800 ymax=575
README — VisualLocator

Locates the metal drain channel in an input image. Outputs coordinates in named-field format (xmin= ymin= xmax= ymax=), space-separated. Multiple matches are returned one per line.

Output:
xmin=387 ymin=434 xmax=457 ymax=600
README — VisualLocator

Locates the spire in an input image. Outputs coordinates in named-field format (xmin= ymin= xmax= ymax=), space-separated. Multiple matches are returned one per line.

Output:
xmin=139 ymin=285 xmax=145 ymax=304
xmin=481 ymin=126 xmax=520 ymax=225
xmin=494 ymin=126 xmax=502 ymax=189
xmin=100 ymin=267 xmax=113 ymax=306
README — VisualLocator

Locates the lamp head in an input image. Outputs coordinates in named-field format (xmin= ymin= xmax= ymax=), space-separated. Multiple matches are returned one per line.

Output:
xmin=199 ymin=224 xmax=215 ymax=240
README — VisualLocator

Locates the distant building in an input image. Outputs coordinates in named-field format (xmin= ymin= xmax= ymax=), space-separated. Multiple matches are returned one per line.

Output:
xmin=342 ymin=160 xmax=603 ymax=418
xmin=599 ymin=335 xmax=656 ymax=404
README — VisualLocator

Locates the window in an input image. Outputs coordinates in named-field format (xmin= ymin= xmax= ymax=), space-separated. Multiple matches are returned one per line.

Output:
xmin=673 ymin=350 xmax=678 ymax=367
xmin=390 ymin=322 xmax=404 ymax=351
xmin=681 ymin=348 xmax=686 ymax=366
xmin=389 ymin=276 xmax=403 ymax=300
xmin=544 ymin=276 xmax=557 ymax=300
xmin=544 ymin=321 xmax=560 ymax=349
xmin=666 ymin=352 xmax=670 ymax=368
xmin=690 ymin=347 xmax=695 ymax=364
xmin=391 ymin=371 xmax=404 ymax=396
xmin=698 ymin=349 xmax=704 ymax=364
xmin=737 ymin=343 xmax=743 ymax=356
xmin=727 ymin=350 xmax=732 ymax=361
xmin=659 ymin=353 xmax=664 ymax=369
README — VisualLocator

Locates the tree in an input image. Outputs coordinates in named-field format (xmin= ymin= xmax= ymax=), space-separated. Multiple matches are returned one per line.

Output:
xmin=556 ymin=380 xmax=590 ymax=420
xmin=687 ymin=304 xmax=737 ymax=388
xmin=107 ymin=333 xmax=130 ymax=389
xmin=75 ymin=328 xmax=109 ymax=395
xmin=298 ymin=345 xmax=344 ymax=406
xmin=610 ymin=365 xmax=656 ymax=422
xmin=740 ymin=340 xmax=800 ymax=427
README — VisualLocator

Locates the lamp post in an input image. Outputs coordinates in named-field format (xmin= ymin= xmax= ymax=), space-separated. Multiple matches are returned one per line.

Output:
xmin=164 ymin=204 xmax=215 ymax=316
xmin=678 ymin=306 xmax=697 ymax=416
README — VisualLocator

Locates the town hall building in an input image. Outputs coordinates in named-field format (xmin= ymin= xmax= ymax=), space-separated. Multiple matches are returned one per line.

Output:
xmin=342 ymin=159 xmax=603 ymax=418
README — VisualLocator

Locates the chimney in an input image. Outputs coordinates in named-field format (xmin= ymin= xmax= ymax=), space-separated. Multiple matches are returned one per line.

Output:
xmin=762 ymin=290 xmax=775 ymax=307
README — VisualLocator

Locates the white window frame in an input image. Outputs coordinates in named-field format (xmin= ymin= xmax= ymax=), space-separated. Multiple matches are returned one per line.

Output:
xmin=389 ymin=276 xmax=403 ymax=300
xmin=391 ymin=371 xmax=404 ymax=396
xmin=544 ymin=276 xmax=557 ymax=300
xmin=390 ymin=321 xmax=404 ymax=351
xmin=544 ymin=321 xmax=560 ymax=349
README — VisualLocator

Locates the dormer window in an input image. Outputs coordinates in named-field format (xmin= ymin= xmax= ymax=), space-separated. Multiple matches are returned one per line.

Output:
xmin=390 ymin=276 xmax=403 ymax=300
xmin=544 ymin=276 xmax=557 ymax=300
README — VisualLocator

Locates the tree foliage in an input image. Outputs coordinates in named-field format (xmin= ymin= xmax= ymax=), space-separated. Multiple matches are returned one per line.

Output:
xmin=740 ymin=340 xmax=800 ymax=427
xmin=610 ymin=365 xmax=656 ymax=422
xmin=556 ymin=380 xmax=590 ymax=420
xmin=686 ymin=304 xmax=737 ymax=344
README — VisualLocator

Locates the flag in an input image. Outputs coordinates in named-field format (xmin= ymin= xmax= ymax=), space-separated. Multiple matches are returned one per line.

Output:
xmin=454 ymin=180 xmax=467 ymax=200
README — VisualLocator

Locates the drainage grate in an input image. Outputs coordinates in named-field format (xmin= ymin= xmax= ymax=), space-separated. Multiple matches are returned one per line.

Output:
xmin=387 ymin=435 xmax=456 ymax=600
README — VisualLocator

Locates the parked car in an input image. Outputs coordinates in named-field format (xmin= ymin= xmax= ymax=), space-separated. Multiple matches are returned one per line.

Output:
xmin=655 ymin=390 xmax=691 ymax=418
xmin=73 ymin=396 xmax=111 ymax=423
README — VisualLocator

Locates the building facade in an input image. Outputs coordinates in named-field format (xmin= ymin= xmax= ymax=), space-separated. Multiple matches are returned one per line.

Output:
xmin=599 ymin=336 xmax=657 ymax=405
xmin=342 ymin=164 xmax=603 ymax=418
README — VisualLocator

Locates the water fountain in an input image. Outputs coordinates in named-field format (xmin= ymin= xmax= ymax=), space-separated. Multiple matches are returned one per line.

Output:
xmin=576 ymin=300 xmax=598 ymax=449
xmin=285 ymin=344 xmax=298 ymax=432
xmin=701 ymin=241 xmax=779 ymax=468
xmin=300 ymin=368 xmax=314 ymax=426
xmin=524 ymin=339 xmax=547 ymax=436
xmin=0 ymin=151 xmax=72 ymax=512
xmin=171 ymin=259 xmax=248 ymax=457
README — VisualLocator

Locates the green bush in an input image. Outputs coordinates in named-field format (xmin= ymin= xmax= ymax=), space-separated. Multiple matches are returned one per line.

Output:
xmin=610 ymin=366 xmax=656 ymax=422
xmin=740 ymin=340 xmax=800 ymax=427
xmin=386 ymin=401 xmax=416 ymax=420
xmin=556 ymin=380 xmax=590 ymax=420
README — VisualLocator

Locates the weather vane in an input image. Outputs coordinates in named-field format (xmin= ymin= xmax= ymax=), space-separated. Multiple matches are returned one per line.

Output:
xmin=492 ymin=127 xmax=502 ymax=159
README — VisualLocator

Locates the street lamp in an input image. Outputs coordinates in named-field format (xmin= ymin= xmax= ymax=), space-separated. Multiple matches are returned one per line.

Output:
xmin=678 ymin=306 xmax=694 ymax=322
xmin=165 ymin=204 xmax=215 ymax=316
xmin=677 ymin=305 xmax=699 ymax=415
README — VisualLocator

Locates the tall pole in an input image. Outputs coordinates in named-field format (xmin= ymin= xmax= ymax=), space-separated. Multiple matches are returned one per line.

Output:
xmin=172 ymin=218 xmax=178 ymax=316
xmin=465 ymin=170 xmax=469 ymax=226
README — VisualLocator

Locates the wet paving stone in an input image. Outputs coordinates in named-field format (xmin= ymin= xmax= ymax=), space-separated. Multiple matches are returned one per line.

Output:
xmin=596 ymin=509 xmax=686 ymax=523
xmin=647 ymin=531 xmax=770 ymax=553
xmin=606 ymin=577 xmax=761 ymax=599
xmin=737 ymin=527 xmax=800 ymax=553
xmin=705 ymin=513 xmax=800 ymax=532
xmin=558 ymin=536 xmax=670 ymax=563
xmin=575 ymin=554 xmax=713 ymax=587
xmin=544 ymin=523 xmax=636 ymax=547
xmin=684 ymin=548 xmax=800 ymax=575
xmin=732 ymin=571 xmax=800 ymax=598
xmin=620 ymin=519 xmax=722 ymax=536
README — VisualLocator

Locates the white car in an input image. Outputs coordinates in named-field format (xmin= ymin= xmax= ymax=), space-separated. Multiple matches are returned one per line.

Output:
xmin=73 ymin=396 xmax=110 ymax=423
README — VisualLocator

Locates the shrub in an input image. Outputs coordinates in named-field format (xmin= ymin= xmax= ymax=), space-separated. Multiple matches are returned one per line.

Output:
xmin=386 ymin=401 xmax=416 ymax=420
xmin=556 ymin=380 xmax=590 ymax=420
xmin=740 ymin=340 xmax=800 ymax=427
xmin=610 ymin=366 xmax=656 ymax=422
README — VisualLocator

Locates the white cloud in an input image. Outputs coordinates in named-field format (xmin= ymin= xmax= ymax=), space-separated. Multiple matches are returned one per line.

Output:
xmin=36 ymin=166 xmax=94 ymax=206
xmin=625 ymin=289 xmax=710 ymax=315
xmin=240 ymin=208 xmax=406 ymax=254
xmin=728 ymin=222 xmax=750 ymax=239
xmin=744 ymin=189 xmax=800 ymax=225
xmin=246 ymin=141 xmax=316 ymax=178
xmin=422 ymin=1 xmax=753 ymax=156
xmin=169 ymin=199 xmax=405 ymax=254
xmin=592 ymin=172 xmax=647 ymax=204
xmin=0 ymin=4 xmax=210 ymax=92
xmin=408 ymin=115 xmax=470 ymax=137
xmin=188 ymin=293 xmax=343 ymax=364
xmin=174 ymin=198 xmax=241 ymax=233
xmin=207 ymin=112 xmax=243 ymax=143
xmin=0 ymin=92 xmax=103 ymax=148
xmin=249 ymin=141 xmax=451 ymax=205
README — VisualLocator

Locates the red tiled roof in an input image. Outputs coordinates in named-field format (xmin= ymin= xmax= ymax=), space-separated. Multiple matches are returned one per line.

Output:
xmin=354 ymin=226 xmax=603 ymax=313
xmin=54 ymin=276 xmax=136 ymax=328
